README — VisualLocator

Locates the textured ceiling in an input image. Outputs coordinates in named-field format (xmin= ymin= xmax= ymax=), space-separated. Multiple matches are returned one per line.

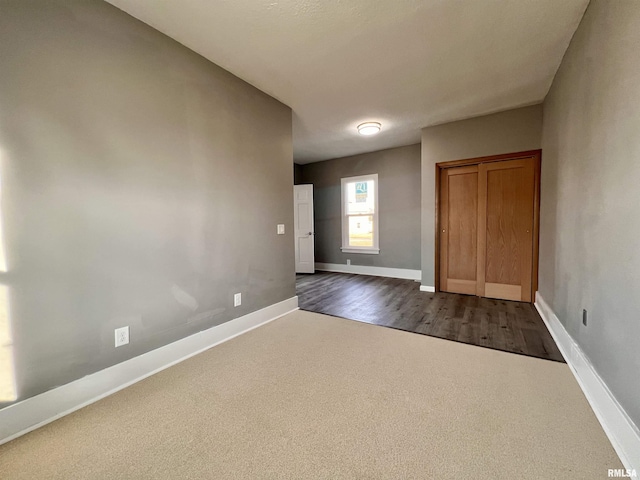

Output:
xmin=105 ymin=0 xmax=589 ymax=163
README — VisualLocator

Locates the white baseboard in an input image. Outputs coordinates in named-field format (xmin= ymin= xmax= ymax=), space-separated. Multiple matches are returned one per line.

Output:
xmin=0 ymin=297 xmax=299 ymax=446
xmin=420 ymin=285 xmax=435 ymax=292
xmin=535 ymin=292 xmax=640 ymax=473
xmin=315 ymin=262 xmax=421 ymax=281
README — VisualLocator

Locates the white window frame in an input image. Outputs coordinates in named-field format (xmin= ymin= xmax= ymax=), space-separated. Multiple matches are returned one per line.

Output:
xmin=340 ymin=173 xmax=379 ymax=254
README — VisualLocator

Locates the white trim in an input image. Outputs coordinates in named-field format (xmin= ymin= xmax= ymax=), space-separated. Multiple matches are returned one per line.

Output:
xmin=0 ymin=297 xmax=299 ymax=446
xmin=315 ymin=262 xmax=421 ymax=281
xmin=535 ymin=292 xmax=640 ymax=473
xmin=341 ymin=173 xmax=379 ymax=253
xmin=420 ymin=285 xmax=436 ymax=292
xmin=340 ymin=248 xmax=380 ymax=255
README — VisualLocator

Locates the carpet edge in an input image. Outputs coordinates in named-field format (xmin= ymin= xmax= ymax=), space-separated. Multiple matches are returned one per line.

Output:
xmin=535 ymin=292 xmax=639 ymax=474
xmin=0 ymin=296 xmax=299 ymax=445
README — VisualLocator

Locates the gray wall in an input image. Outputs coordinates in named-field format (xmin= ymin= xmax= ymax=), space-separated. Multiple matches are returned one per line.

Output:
xmin=299 ymin=144 xmax=421 ymax=270
xmin=540 ymin=0 xmax=640 ymax=426
xmin=421 ymin=105 xmax=543 ymax=286
xmin=0 ymin=0 xmax=294 ymax=406
xmin=294 ymin=163 xmax=303 ymax=185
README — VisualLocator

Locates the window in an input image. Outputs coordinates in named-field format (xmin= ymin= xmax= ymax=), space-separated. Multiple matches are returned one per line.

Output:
xmin=341 ymin=173 xmax=379 ymax=254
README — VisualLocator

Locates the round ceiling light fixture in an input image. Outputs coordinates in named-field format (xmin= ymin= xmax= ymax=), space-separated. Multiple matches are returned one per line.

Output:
xmin=357 ymin=122 xmax=381 ymax=136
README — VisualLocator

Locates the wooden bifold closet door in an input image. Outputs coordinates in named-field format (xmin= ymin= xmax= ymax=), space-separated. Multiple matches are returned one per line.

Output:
xmin=439 ymin=153 xmax=538 ymax=302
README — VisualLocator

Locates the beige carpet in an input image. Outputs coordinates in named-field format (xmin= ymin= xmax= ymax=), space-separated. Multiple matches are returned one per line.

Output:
xmin=0 ymin=310 xmax=621 ymax=479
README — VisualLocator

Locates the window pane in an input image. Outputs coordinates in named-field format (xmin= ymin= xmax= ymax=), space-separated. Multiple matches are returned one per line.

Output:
xmin=348 ymin=215 xmax=373 ymax=247
xmin=346 ymin=180 xmax=375 ymax=215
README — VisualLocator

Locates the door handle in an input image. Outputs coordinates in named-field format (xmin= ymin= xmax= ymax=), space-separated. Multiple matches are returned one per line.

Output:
xmin=308 ymin=232 xmax=315 ymax=236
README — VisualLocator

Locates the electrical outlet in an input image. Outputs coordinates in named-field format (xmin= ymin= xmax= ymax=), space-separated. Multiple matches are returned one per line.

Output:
xmin=115 ymin=326 xmax=129 ymax=347
xmin=277 ymin=224 xmax=285 ymax=235
xmin=234 ymin=293 xmax=242 ymax=307
xmin=582 ymin=309 xmax=587 ymax=326
xmin=346 ymin=259 xmax=351 ymax=265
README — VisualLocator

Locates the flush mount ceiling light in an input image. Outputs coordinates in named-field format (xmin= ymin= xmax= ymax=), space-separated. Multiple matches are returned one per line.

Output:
xmin=357 ymin=122 xmax=381 ymax=136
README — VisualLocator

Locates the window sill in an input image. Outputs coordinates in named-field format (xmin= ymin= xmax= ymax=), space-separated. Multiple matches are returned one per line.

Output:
xmin=340 ymin=247 xmax=380 ymax=255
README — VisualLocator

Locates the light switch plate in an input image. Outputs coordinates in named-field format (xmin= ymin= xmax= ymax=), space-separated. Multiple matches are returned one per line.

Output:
xmin=277 ymin=224 xmax=285 ymax=235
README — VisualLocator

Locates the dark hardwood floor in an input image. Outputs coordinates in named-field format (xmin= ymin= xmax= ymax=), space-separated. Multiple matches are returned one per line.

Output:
xmin=296 ymin=271 xmax=564 ymax=362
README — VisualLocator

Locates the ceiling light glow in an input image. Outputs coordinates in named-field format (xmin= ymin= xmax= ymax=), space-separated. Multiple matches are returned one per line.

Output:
xmin=357 ymin=122 xmax=381 ymax=136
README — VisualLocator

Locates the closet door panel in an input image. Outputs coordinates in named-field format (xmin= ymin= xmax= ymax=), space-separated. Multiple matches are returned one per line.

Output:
xmin=440 ymin=166 xmax=478 ymax=295
xmin=482 ymin=159 xmax=535 ymax=302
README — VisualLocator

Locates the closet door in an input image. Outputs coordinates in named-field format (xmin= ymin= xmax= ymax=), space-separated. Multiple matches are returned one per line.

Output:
xmin=439 ymin=165 xmax=479 ymax=295
xmin=477 ymin=158 xmax=536 ymax=302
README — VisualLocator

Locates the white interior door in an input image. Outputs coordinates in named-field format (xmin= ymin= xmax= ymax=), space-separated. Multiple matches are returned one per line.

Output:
xmin=294 ymin=184 xmax=315 ymax=273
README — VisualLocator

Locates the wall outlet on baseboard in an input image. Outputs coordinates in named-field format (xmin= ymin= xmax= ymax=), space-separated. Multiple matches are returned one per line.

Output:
xmin=115 ymin=326 xmax=129 ymax=347
xmin=582 ymin=309 xmax=587 ymax=326
xmin=234 ymin=293 xmax=242 ymax=307
xmin=346 ymin=259 xmax=351 ymax=265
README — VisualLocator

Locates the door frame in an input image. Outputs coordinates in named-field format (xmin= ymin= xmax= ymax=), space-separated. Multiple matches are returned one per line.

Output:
xmin=434 ymin=149 xmax=542 ymax=300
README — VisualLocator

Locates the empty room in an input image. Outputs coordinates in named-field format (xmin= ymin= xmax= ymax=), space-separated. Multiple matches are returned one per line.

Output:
xmin=0 ymin=1 xmax=638 ymax=479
